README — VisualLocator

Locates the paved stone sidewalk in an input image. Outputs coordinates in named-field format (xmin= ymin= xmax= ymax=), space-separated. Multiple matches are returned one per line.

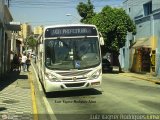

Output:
xmin=0 ymin=71 xmax=33 ymax=120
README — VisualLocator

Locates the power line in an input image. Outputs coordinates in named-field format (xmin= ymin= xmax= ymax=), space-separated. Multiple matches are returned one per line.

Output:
xmin=10 ymin=0 xmax=123 ymax=8
xmin=6 ymin=0 xmax=11 ymax=7
xmin=10 ymin=0 xmax=160 ymax=7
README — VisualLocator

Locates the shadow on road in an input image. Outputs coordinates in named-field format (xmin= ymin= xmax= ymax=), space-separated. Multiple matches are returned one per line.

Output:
xmin=139 ymin=100 xmax=160 ymax=111
xmin=46 ymin=89 xmax=102 ymax=98
xmin=103 ymin=71 xmax=120 ymax=74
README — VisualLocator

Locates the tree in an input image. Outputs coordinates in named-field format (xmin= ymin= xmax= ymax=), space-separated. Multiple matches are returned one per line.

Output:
xmin=76 ymin=0 xmax=95 ymax=23
xmin=77 ymin=3 xmax=136 ymax=53
xmin=26 ymin=36 xmax=37 ymax=50
xmin=76 ymin=3 xmax=136 ymax=72
xmin=95 ymin=6 xmax=135 ymax=51
xmin=91 ymin=6 xmax=136 ymax=71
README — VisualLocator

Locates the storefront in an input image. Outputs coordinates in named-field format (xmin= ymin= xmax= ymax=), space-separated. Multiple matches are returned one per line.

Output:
xmin=138 ymin=48 xmax=151 ymax=72
xmin=131 ymin=37 xmax=156 ymax=73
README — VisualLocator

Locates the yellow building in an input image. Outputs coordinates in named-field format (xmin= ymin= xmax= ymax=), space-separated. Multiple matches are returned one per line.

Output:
xmin=18 ymin=23 xmax=32 ymax=51
xmin=130 ymin=36 xmax=157 ymax=73
xmin=19 ymin=23 xmax=32 ymax=40
xmin=33 ymin=25 xmax=43 ymax=35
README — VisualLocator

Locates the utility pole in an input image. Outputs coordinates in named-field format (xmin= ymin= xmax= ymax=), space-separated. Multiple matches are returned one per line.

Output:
xmin=7 ymin=0 xmax=10 ymax=8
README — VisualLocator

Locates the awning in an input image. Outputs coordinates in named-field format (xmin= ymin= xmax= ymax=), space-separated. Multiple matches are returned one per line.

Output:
xmin=16 ymin=39 xmax=22 ymax=44
xmin=5 ymin=23 xmax=21 ymax=31
xmin=132 ymin=37 xmax=151 ymax=48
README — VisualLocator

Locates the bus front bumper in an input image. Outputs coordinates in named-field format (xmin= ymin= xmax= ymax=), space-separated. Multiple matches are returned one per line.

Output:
xmin=44 ymin=79 xmax=102 ymax=92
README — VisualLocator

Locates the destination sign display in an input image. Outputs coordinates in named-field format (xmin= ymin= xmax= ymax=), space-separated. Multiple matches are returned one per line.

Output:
xmin=45 ymin=26 xmax=97 ymax=37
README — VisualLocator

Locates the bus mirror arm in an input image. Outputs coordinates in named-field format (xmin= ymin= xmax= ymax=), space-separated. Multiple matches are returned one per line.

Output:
xmin=100 ymin=37 xmax=104 ymax=46
xmin=99 ymin=32 xmax=104 ymax=46
xmin=40 ymin=44 xmax=43 ymax=52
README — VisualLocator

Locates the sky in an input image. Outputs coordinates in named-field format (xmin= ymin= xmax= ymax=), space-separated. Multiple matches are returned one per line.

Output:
xmin=9 ymin=0 xmax=123 ymax=28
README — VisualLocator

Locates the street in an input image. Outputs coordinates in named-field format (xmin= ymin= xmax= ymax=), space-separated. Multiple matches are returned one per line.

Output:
xmin=31 ymin=62 xmax=160 ymax=120
xmin=1 ymin=1 xmax=160 ymax=120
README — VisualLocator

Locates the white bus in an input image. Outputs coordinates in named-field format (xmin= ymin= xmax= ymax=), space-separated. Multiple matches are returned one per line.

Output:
xmin=37 ymin=24 xmax=104 ymax=94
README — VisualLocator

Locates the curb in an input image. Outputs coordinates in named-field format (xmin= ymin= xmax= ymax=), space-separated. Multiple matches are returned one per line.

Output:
xmin=121 ymin=73 xmax=160 ymax=84
xmin=29 ymin=71 xmax=38 ymax=120
xmin=31 ymin=62 xmax=58 ymax=120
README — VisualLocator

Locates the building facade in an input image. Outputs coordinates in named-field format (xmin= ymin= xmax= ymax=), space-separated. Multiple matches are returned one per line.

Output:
xmin=0 ymin=0 xmax=5 ymax=79
xmin=33 ymin=25 xmax=43 ymax=36
xmin=0 ymin=1 xmax=13 ymax=79
xmin=19 ymin=23 xmax=32 ymax=52
xmin=20 ymin=23 xmax=32 ymax=40
xmin=120 ymin=0 xmax=160 ymax=75
xmin=0 ymin=0 xmax=21 ymax=79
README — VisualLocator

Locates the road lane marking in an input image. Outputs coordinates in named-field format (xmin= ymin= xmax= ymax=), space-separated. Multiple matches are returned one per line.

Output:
xmin=43 ymin=97 xmax=58 ymax=120
xmin=32 ymin=63 xmax=57 ymax=120
xmin=29 ymin=71 xmax=38 ymax=120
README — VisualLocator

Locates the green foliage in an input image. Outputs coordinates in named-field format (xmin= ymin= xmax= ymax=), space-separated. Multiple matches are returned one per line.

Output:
xmin=76 ymin=0 xmax=95 ymax=23
xmin=91 ymin=6 xmax=136 ymax=53
xmin=26 ymin=36 xmax=37 ymax=50
xmin=76 ymin=3 xmax=136 ymax=53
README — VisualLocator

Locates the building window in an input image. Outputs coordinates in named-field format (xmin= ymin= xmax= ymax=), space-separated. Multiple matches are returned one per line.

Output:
xmin=129 ymin=8 xmax=131 ymax=12
xmin=143 ymin=1 xmax=152 ymax=16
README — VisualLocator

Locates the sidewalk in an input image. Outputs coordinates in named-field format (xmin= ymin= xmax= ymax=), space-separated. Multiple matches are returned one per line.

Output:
xmin=119 ymin=72 xmax=160 ymax=84
xmin=0 ymin=70 xmax=34 ymax=120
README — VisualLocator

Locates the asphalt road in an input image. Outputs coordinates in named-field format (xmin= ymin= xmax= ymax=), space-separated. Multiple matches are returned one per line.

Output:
xmin=31 ymin=62 xmax=160 ymax=120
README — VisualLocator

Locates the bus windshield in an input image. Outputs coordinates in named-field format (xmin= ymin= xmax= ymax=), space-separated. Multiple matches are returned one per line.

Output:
xmin=45 ymin=37 xmax=100 ymax=70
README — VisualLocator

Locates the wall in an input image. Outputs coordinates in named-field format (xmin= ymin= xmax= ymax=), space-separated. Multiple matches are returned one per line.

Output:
xmin=154 ymin=12 xmax=160 ymax=75
xmin=135 ymin=17 xmax=152 ymax=38
xmin=0 ymin=2 xmax=14 ymax=79
xmin=123 ymin=0 xmax=154 ymax=18
xmin=0 ymin=0 xmax=4 ymax=79
xmin=122 ymin=0 xmax=160 ymax=73
xmin=0 ymin=28 xmax=2 ymax=78
xmin=0 ymin=0 xmax=4 ymax=22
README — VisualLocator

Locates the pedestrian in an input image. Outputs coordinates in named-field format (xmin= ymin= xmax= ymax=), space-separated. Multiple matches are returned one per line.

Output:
xmin=26 ymin=53 xmax=31 ymax=72
xmin=18 ymin=54 xmax=22 ymax=71
xmin=12 ymin=54 xmax=20 ymax=71
xmin=21 ymin=53 xmax=27 ymax=71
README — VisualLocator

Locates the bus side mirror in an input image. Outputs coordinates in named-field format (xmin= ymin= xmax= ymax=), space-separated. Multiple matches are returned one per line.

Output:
xmin=40 ymin=44 xmax=43 ymax=52
xmin=100 ymin=37 xmax=104 ymax=45
xmin=99 ymin=32 xmax=104 ymax=45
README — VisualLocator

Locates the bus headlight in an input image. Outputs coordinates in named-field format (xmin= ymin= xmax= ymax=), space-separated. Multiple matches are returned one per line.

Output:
xmin=90 ymin=69 xmax=101 ymax=79
xmin=45 ymin=73 xmax=57 ymax=82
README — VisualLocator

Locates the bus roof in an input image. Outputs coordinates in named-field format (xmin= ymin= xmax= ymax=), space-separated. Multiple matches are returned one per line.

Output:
xmin=44 ymin=24 xmax=97 ymax=30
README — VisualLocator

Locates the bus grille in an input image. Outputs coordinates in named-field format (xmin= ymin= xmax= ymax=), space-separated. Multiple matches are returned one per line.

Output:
xmin=65 ymin=82 xmax=85 ymax=87
xmin=56 ymin=70 xmax=91 ymax=76
xmin=62 ymin=77 xmax=87 ymax=81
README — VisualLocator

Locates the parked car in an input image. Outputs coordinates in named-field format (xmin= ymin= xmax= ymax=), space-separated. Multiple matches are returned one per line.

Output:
xmin=102 ymin=59 xmax=113 ymax=73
